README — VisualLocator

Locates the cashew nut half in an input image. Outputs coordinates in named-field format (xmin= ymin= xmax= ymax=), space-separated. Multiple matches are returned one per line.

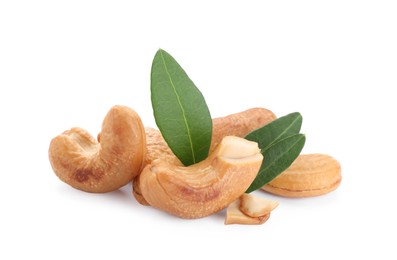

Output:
xmin=138 ymin=136 xmax=263 ymax=219
xmin=49 ymin=105 xmax=146 ymax=193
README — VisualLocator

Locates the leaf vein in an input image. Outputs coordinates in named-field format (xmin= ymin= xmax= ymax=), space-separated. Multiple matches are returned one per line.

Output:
xmin=262 ymin=115 xmax=301 ymax=151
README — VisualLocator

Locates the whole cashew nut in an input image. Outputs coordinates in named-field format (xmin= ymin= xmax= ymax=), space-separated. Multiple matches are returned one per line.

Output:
xmin=133 ymin=107 xmax=276 ymax=205
xmin=48 ymin=105 xmax=146 ymax=193
xmin=138 ymin=136 xmax=263 ymax=219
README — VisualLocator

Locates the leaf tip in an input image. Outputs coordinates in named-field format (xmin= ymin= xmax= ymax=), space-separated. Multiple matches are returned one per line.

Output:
xmin=290 ymin=111 xmax=302 ymax=118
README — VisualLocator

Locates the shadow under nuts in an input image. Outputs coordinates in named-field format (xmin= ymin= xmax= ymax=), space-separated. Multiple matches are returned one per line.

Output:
xmin=48 ymin=105 xmax=146 ymax=193
xmin=138 ymin=136 xmax=263 ymax=219
xmin=262 ymin=154 xmax=341 ymax=197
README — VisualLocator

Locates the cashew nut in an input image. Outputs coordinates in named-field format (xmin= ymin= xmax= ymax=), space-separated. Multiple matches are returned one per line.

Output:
xmin=133 ymin=107 xmax=276 ymax=205
xmin=48 ymin=105 xmax=146 ymax=193
xmin=138 ymin=136 xmax=263 ymax=219
xmin=225 ymin=193 xmax=278 ymax=225
xmin=239 ymin=193 xmax=278 ymax=218
xmin=225 ymin=199 xmax=270 ymax=225
xmin=262 ymin=154 xmax=342 ymax=197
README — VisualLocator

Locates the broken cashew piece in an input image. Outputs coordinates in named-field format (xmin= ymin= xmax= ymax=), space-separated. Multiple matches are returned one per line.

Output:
xmin=239 ymin=193 xmax=278 ymax=217
xmin=48 ymin=105 xmax=146 ymax=193
xmin=225 ymin=199 xmax=270 ymax=225
xmin=138 ymin=136 xmax=263 ymax=219
xmin=225 ymin=194 xmax=278 ymax=225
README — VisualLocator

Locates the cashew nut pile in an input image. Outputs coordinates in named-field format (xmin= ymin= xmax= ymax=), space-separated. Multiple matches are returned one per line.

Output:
xmin=49 ymin=105 xmax=341 ymax=224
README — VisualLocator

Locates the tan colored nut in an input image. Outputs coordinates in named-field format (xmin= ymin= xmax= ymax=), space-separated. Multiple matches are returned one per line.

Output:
xmin=133 ymin=107 xmax=276 ymax=205
xmin=239 ymin=193 xmax=279 ymax=218
xmin=225 ymin=199 xmax=270 ymax=225
xmin=138 ymin=136 xmax=263 ymax=219
xmin=262 ymin=154 xmax=342 ymax=197
xmin=49 ymin=105 xmax=146 ymax=193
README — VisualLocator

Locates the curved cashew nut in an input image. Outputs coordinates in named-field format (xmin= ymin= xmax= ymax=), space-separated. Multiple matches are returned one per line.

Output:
xmin=49 ymin=105 xmax=146 ymax=193
xmin=133 ymin=107 xmax=276 ymax=205
xmin=138 ymin=136 xmax=263 ymax=219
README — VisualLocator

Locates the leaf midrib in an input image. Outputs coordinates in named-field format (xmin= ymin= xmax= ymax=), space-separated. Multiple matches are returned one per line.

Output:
xmin=260 ymin=134 xmax=304 ymax=174
xmin=159 ymin=50 xmax=196 ymax=164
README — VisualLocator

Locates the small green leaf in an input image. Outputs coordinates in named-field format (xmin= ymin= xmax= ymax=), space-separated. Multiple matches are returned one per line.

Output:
xmin=246 ymin=134 xmax=306 ymax=193
xmin=150 ymin=49 xmax=212 ymax=166
xmin=245 ymin=112 xmax=302 ymax=152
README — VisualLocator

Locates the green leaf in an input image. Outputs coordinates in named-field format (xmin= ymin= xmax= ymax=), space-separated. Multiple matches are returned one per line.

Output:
xmin=244 ymin=113 xmax=305 ymax=192
xmin=246 ymin=134 xmax=306 ymax=193
xmin=150 ymin=49 xmax=212 ymax=166
xmin=245 ymin=112 xmax=302 ymax=152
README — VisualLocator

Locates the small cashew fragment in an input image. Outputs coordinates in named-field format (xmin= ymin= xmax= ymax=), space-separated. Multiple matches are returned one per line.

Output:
xmin=225 ymin=199 xmax=270 ymax=225
xmin=138 ymin=136 xmax=263 ymax=219
xmin=49 ymin=105 xmax=146 ymax=193
xmin=133 ymin=107 xmax=276 ymax=205
xmin=239 ymin=193 xmax=279 ymax=218
xmin=262 ymin=154 xmax=342 ymax=197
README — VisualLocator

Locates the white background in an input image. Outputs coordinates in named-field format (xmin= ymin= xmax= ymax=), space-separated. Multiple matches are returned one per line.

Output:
xmin=1 ymin=1 xmax=396 ymax=259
